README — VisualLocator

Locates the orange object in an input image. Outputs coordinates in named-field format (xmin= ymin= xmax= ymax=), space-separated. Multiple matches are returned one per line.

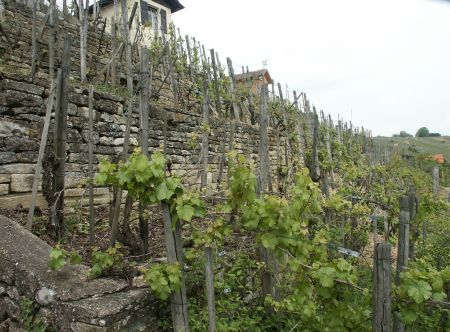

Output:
xmin=431 ymin=154 xmax=445 ymax=164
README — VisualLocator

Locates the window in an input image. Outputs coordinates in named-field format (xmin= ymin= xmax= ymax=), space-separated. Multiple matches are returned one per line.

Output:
xmin=140 ymin=1 xmax=168 ymax=34
xmin=141 ymin=1 xmax=158 ymax=33
xmin=160 ymin=9 xmax=167 ymax=33
xmin=147 ymin=5 xmax=158 ymax=32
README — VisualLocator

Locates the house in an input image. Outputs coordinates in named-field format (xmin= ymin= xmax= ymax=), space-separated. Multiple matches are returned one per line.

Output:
xmin=235 ymin=69 xmax=273 ymax=95
xmin=92 ymin=0 xmax=184 ymax=42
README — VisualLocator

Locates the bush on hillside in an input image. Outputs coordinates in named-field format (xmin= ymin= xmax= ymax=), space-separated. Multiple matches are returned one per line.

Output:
xmin=416 ymin=127 xmax=430 ymax=137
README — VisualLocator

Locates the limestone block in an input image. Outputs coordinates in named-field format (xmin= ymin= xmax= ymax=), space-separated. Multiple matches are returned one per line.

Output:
xmin=1 ymin=79 xmax=45 ymax=96
xmin=93 ymin=90 xmax=124 ymax=103
xmin=0 ymin=184 xmax=9 ymax=195
xmin=0 ymin=163 xmax=35 ymax=174
xmin=0 ymin=90 xmax=43 ymax=107
xmin=67 ymin=128 xmax=83 ymax=143
xmin=77 ymin=107 xmax=94 ymax=119
xmin=0 ymin=152 xmax=16 ymax=164
xmin=0 ymin=297 xmax=20 ymax=320
xmin=100 ymin=112 xmax=114 ymax=123
xmin=80 ymin=129 xmax=99 ymax=144
xmin=111 ymin=137 xmax=124 ymax=146
xmin=68 ymin=102 xmax=78 ymax=116
xmin=0 ymin=119 xmax=29 ymax=137
xmin=69 ymin=93 xmax=88 ymax=106
xmin=94 ymin=98 xmax=120 ymax=114
xmin=0 ymin=174 xmax=11 ymax=184
xmin=65 ymin=172 xmax=89 ymax=188
xmin=0 ymin=193 xmax=48 ymax=209
xmin=99 ymin=136 xmax=113 ymax=145
xmin=15 ymin=151 xmax=38 ymax=163
xmin=10 ymin=173 xmax=39 ymax=192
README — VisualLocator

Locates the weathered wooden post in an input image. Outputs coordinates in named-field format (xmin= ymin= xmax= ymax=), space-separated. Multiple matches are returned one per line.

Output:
xmin=162 ymin=203 xmax=190 ymax=331
xmin=48 ymin=0 xmax=56 ymax=80
xmin=88 ymin=85 xmax=95 ymax=245
xmin=53 ymin=36 xmax=71 ymax=236
xmin=432 ymin=166 xmax=439 ymax=198
xmin=166 ymin=43 xmax=178 ymax=106
xmin=408 ymin=185 xmax=418 ymax=259
xmin=27 ymin=72 xmax=59 ymax=231
xmin=200 ymin=77 xmax=210 ymax=191
xmin=79 ymin=0 xmax=87 ymax=82
xmin=372 ymin=242 xmax=392 ymax=332
xmin=259 ymin=84 xmax=270 ymax=192
xmin=110 ymin=17 xmax=117 ymax=87
xmin=226 ymin=57 xmax=240 ymax=121
xmin=138 ymin=46 xmax=150 ymax=253
xmin=205 ymin=245 xmax=216 ymax=332
xmin=185 ymin=35 xmax=194 ymax=81
xmin=31 ymin=0 xmax=37 ymax=78
xmin=310 ymin=108 xmax=320 ymax=182
xmin=210 ymin=48 xmax=222 ymax=117
xmin=396 ymin=196 xmax=410 ymax=280
xmin=277 ymin=82 xmax=291 ymax=169
xmin=110 ymin=0 xmax=134 ymax=246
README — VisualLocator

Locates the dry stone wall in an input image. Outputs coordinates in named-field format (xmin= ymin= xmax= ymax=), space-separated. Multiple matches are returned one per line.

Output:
xmin=0 ymin=0 xmax=285 ymax=209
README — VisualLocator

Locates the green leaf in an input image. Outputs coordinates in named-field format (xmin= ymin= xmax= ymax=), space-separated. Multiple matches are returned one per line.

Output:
xmin=156 ymin=182 xmax=174 ymax=201
xmin=260 ymin=233 xmax=278 ymax=250
xmin=69 ymin=251 xmax=82 ymax=264
xmin=400 ymin=309 xmax=418 ymax=324
xmin=177 ymin=204 xmax=195 ymax=222
xmin=315 ymin=267 xmax=336 ymax=288
xmin=407 ymin=280 xmax=432 ymax=303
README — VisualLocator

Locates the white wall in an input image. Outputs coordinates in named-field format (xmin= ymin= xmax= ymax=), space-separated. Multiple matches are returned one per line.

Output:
xmin=97 ymin=0 xmax=173 ymax=46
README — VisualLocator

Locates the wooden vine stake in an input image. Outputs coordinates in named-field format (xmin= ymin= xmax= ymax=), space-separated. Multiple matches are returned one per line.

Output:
xmin=277 ymin=82 xmax=291 ymax=170
xmin=0 ymin=0 xmax=4 ymax=20
xmin=394 ymin=195 xmax=410 ymax=332
xmin=110 ymin=17 xmax=117 ymax=87
xmin=200 ymin=77 xmax=210 ymax=191
xmin=27 ymin=72 xmax=60 ymax=231
xmin=210 ymin=48 xmax=222 ymax=117
xmin=31 ymin=0 xmax=37 ymax=78
xmin=52 ymin=36 xmax=71 ymax=236
xmin=88 ymin=85 xmax=95 ymax=245
xmin=162 ymin=203 xmax=190 ymax=331
xmin=48 ymin=0 xmax=56 ymax=80
xmin=199 ymin=74 xmax=217 ymax=332
xmin=79 ymin=0 xmax=86 ymax=82
xmin=310 ymin=108 xmax=320 ymax=182
xmin=372 ymin=242 xmax=392 ymax=332
xmin=432 ymin=166 xmax=439 ymax=199
xmin=139 ymin=46 xmax=150 ymax=253
xmin=226 ymin=57 xmax=240 ymax=121
xmin=205 ymin=245 xmax=216 ymax=332
xmin=408 ymin=185 xmax=418 ymax=259
xmin=258 ymin=84 xmax=277 ymax=303
xmin=110 ymin=0 xmax=134 ymax=246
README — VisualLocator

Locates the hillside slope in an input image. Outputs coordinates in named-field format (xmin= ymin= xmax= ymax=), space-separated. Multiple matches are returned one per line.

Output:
xmin=374 ymin=135 xmax=450 ymax=161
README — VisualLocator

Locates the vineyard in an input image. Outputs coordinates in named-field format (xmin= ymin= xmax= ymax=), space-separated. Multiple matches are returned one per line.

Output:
xmin=0 ymin=0 xmax=449 ymax=331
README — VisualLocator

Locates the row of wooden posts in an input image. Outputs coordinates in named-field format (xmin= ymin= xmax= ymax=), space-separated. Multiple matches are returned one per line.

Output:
xmin=373 ymin=188 xmax=416 ymax=332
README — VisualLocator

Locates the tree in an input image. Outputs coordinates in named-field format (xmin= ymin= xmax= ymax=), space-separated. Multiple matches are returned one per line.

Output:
xmin=416 ymin=127 xmax=430 ymax=137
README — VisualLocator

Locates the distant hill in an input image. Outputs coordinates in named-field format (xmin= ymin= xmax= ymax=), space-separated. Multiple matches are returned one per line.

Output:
xmin=374 ymin=135 xmax=450 ymax=162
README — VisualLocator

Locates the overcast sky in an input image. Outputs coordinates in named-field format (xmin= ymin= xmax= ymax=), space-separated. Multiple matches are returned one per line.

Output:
xmin=173 ymin=0 xmax=450 ymax=136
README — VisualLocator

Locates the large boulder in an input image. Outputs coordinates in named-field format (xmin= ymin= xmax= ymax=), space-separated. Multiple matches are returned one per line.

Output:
xmin=0 ymin=215 xmax=161 ymax=331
